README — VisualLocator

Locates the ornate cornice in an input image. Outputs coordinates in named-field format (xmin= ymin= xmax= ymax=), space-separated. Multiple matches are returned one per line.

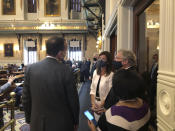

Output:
xmin=0 ymin=20 xmax=88 ymax=34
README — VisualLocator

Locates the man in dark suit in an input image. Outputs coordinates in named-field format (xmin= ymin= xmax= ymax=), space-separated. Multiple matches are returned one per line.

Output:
xmin=104 ymin=49 xmax=145 ymax=109
xmin=86 ymin=58 xmax=91 ymax=72
xmin=149 ymin=54 xmax=158 ymax=129
xmin=80 ymin=58 xmax=89 ymax=82
xmin=89 ymin=57 xmax=97 ymax=80
xmin=150 ymin=54 xmax=158 ymax=92
xmin=22 ymin=36 xmax=79 ymax=131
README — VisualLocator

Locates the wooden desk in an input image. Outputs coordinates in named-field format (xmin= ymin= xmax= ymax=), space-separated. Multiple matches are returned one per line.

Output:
xmin=0 ymin=74 xmax=24 ymax=86
xmin=15 ymin=74 xmax=24 ymax=79
xmin=12 ymin=71 xmax=24 ymax=75
xmin=0 ymin=78 xmax=8 ymax=86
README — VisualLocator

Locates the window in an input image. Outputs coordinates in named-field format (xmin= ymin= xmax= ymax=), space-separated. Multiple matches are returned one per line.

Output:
xmin=28 ymin=0 xmax=37 ymax=13
xmin=71 ymin=0 xmax=81 ymax=12
xmin=68 ymin=40 xmax=82 ymax=61
xmin=24 ymin=40 xmax=37 ymax=65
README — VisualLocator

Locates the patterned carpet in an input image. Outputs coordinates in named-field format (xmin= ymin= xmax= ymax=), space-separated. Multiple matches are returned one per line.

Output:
xmin=3 ymin=109 xmax=30 ymax=131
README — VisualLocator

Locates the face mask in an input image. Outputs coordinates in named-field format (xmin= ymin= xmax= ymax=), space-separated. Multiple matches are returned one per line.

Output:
xmin=97 ymin=60 xmax=107 ymax=68
xmin=152 ymin=59 xmax=157 ymax=63
xmin=113 ymin=61 xmax=122 ymax=70
xmin=93 ymin=58 xmax=97 ymax=61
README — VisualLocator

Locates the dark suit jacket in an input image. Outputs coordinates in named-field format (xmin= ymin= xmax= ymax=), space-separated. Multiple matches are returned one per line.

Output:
xmin=150 ymin=63 xmax=158 ymax=88
xmin=22 ymin=57 xmax=79 ymax=131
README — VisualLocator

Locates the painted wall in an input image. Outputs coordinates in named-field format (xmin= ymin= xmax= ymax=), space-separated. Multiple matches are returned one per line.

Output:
xmin=103 ymin=0 xmax=134 ymax=52
xmin=38 ymin=0 xmax=68 ymax=20
xmin=0 ymin=0 xmax=24 ymax=20
xmin=0 ymin=34 xmax=96 ymax=66
xmin=105 ymin=0 xmax=118 ymax=26
xmin=0 ymin=34 xmax=22 ymax=65
xmin=85 ymin=35 xmax=98 ymax=61
xmin=0 ymin=0 xmax=68 ymax=21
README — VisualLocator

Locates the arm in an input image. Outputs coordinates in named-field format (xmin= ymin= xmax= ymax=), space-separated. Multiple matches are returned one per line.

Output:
xmin=88 ymin=113 xmax=107 ymax=131
xmin=0 ymin=76 xmax=15 ymax=94
xmin=64 ymin=68 xmax=80 ymax=127
xmin=22 ymin=66 xmax=32 ymax=124
xmin=88 ymin=120 xmax=97 ymax=131
xmin=0 ymin=83 xmax=11 ymax=94
xmin=90 ymin=94 xmax=96 ymax=109
xmin=90 ymin=70 xmax=97 ymax=109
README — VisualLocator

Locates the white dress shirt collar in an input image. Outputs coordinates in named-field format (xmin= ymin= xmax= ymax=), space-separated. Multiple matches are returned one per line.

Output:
xmin=46 ymin=55 xmax=58 ymax=61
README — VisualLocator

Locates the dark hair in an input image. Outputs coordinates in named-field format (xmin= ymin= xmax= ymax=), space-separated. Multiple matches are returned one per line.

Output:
xmin=112 ymin=69 xmax=144 ymax=100
xmin=46 ymin=36 xmax=65 ymax=57
xmin=97 ymin=51 xmax=112 ymax=76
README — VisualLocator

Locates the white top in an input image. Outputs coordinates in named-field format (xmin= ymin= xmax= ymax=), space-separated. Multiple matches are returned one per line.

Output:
xmin=90 ymin=70 xmax=114 ymax=102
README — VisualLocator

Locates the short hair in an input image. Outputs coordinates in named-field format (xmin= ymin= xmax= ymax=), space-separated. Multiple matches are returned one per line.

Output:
xmin=46 ymin=36 xmax=65 ymax=57
xmin=112 ymin=69 xmax=144 ymax=100
xmin=118 ymin=49 xmax=136 ymax=66
xmin=97 ymin=51 xmax=112 ymax=76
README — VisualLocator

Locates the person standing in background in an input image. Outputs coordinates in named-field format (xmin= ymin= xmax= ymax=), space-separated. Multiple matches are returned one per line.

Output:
xmin=86 ymin=58 xmax=91 ymax=73
xmin=149 ymin=53 xmax=158 ymax=129
xmin=22 ymin=36 xmax=79 ymax=131
xmin=89 ymin=55 xmax=98 ymax=80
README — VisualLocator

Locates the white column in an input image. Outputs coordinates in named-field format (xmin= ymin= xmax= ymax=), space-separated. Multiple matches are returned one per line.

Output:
xmin=103 ymin=37 xmax=110 ymax=51
xmin=157 ymin=0 xmax=175 ymax=130
xmin=117 ymin=5 xmax=133 ymax=51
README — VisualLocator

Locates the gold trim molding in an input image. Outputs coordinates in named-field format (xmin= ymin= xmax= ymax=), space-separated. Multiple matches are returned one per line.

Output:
xmin=0 ymin=26 xmax=87 ymax=31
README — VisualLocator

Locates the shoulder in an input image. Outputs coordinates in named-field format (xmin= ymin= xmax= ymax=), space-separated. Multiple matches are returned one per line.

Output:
xmin=105 ymin=104 xmax=150 ymax=131
xmin=25 ymin=60 xmax=43 ymax=71
xmin=60 ymin=64 xmax=74 ymax=76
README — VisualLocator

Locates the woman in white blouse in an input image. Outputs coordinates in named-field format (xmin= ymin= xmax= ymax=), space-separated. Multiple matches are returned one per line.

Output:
xmin=90 ymin=51 xmax=113 ymax=121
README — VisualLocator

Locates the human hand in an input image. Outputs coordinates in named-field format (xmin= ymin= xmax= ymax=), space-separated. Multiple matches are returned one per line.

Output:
xmin=96 ymin=108 xmax=105 ymax=114
xmin=88 ymin=120 xmax=96 ymax=131
xmin=8 ymin=76 xmax=15 ymax=84
xmin=91 ymin=103 xmax=100 ymax=111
